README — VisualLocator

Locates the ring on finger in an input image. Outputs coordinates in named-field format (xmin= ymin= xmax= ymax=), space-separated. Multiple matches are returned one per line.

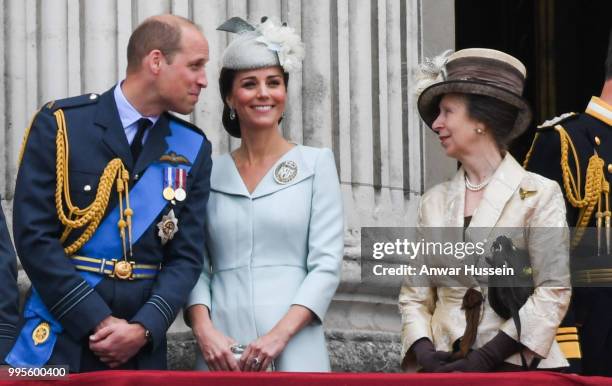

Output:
xmin=251 ymin=357 xmax=261 ymax=367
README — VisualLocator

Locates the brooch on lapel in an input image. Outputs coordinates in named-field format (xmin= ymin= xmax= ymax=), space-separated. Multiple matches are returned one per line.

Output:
xmin=274 ymin=160 xmax=298 ymax=184
xmin=157 ymin=209 xmax=179 ymax=245
xmin=519 ymin=188 xmax=537 ymax=200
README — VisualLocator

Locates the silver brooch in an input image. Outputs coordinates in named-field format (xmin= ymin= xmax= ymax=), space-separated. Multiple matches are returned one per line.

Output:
xmin=157 ymin=209 xmax=178 ymax=245
xmin=273 ymin=160 xmax=298 ymax=184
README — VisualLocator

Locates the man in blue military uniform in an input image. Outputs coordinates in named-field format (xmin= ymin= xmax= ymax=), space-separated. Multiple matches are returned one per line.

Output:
xmin=524 ymin=29 xmax=612 ymax=376
xmin=0 ymin=202 xmax=19 ymax=364
xmin=6 ymin=14 xmax=212 ymax=371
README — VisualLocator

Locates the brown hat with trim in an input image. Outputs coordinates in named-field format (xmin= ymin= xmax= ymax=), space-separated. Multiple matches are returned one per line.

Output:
xmin=417 ymin=48 xmax=532 ymax=142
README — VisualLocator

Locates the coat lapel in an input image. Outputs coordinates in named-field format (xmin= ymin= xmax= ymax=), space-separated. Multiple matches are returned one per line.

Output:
xmin=445 ymin=169 xmax=466 ymax=227
xmin=210 ymin=153 xmax=251 ymax=197
xmin=251 ymin=146 xmax=314 ymax=199
xmin=210 ymin=145 xmax=315 ymax=199
xmin=96 ymin=87 xmax=134 ymax=171
xmin=133 ymin=114 xmax=170 ymax=176
xmin=468 ymin=154 xmax=525 ymax=233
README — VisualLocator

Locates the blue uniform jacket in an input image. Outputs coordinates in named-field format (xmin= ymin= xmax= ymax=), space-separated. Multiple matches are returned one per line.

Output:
xmin=0 ymin=202 xmax=19 ymax=364
xmin=12 ymin=87 xmax=212 ymax=371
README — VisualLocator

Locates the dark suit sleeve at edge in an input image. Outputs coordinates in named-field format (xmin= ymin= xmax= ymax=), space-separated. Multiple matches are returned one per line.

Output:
xmin=0 ymin=203 xmax=19 ymax=363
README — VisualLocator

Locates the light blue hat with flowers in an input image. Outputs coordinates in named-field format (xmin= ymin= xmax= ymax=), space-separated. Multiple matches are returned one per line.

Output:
xmin=217 ymin=16 xmax=304 ymax=74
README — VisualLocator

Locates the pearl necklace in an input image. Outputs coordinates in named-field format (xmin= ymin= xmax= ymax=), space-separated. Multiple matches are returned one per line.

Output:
xmin=464 ymin=175 xmax=490 ymax=191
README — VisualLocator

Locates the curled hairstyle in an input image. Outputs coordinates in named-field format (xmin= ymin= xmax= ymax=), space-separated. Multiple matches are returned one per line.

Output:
xmin=463 ymin=94 xmax=519 ymax=150
xmin=219 ymin=67 xmax=290 ymax=138
xmin=127 ymin=16 xmax=196 ymax=72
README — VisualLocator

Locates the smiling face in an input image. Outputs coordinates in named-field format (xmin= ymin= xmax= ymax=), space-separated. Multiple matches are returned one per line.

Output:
xmin=431 ymin=93 xmax=488 ymax=160
xmin=226 ymin=66 xmax=287 ymax=132
xmin=157 ymin=26 xmax=209 ymax=114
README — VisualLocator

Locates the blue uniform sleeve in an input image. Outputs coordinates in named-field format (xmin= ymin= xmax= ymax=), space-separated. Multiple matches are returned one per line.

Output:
xmin=13 ymin=108 xmax=112 ymax=341
xmin=130 ymin=138 xmax=212 ymax=349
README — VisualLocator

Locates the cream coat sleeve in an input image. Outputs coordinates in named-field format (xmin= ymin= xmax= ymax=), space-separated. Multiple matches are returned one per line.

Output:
xmin=499 ymin=180 xmax=571 ymax=358
xmin=398 ymin=201 xmax=437 ymax=365
xmin=290 ymin=148 xmax=344 ymax=322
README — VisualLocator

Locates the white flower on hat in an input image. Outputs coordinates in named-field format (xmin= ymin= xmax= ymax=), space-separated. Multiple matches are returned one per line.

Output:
xmin=255 ymin=18 xmax=305 ymax=73
xmin=413 ymin=49 xmax=453 ymax=97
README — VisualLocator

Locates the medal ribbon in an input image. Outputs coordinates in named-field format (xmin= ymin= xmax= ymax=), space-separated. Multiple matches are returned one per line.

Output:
xmin=164 ymin=167 xmax=174 ymax=190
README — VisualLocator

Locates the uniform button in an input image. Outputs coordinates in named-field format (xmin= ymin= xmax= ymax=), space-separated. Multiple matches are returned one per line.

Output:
xmin=608 ymin=164 xmax=612 ymax=174
xmin=89 ymin=93 xmax=98 ymax=100
xmin=84 ymin=185 xmax=92 ymax=192
xmin=134 ymin=174 xmax=139 ymax=180
xmin=595 ymin=136 xmax=601 ymax=145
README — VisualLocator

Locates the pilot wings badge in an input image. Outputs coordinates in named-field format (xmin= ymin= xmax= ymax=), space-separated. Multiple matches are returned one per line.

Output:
xmin=159 ymin=151 xmax=192 ymax=166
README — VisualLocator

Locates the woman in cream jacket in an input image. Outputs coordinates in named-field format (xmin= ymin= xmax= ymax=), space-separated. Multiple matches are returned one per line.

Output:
xmin=399 ymin=48 xmax=570 ymax=372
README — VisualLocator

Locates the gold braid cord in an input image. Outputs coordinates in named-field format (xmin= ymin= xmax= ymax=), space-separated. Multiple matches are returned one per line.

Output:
xmin=522 ymin=132 xmax=539 ymax=169
xmin=556 ymin=124 xmax=608 ymax=248
xmin=18 ymin=110 xmax=42 ymax=166
xmin=54 ymin=109 xmax=132 ymax=256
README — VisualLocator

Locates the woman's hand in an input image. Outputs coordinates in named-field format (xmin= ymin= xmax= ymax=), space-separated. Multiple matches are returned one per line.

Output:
xmin=240 ymin=305 xmax=314 ymax=371
xmin=195 ymin=325 xmax=241 ymax=371
xmin=240 ymin=329 xmax=290 ymax=372
xmin=411 ymin=338 xmax=453 ymax=372
xmin=188 ymin=304 xmax=240 ymax=371
xmin=436 ymin=332 xmax=521 ymax=372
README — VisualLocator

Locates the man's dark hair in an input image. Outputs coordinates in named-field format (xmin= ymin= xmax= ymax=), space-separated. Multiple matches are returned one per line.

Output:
xmin=126 ymin=16 xmax=196 ymax=73
xmin=219 ymin=68 xmax=289 ymax=138
xmin=606 ymin=28 xmax=612 ymax=79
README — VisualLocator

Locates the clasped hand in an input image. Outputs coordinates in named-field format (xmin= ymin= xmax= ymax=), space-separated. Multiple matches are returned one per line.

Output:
xmin=198 ymin=327 xmax=289 ymax=372
xmin=89 ymin=316 xmax=147 ymax=368
xmin=239 ymin=330 xmax=289 ymax=372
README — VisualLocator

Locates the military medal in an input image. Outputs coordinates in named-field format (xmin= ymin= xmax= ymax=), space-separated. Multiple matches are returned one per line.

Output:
xmin=274 ymin=160 xmax=298 ymax=184
xmin=174 ymin=168 xmax=187 ymax=202
xmin=32 ymin=322 xmax=50 ymax=345
xmin=162 ymin=167 xmax=176 ymax=201
xmin=157 ymin=209 xmax=179 ymax=245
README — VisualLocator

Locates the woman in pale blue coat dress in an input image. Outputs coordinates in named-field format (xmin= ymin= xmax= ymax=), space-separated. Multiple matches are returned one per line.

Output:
xmin=185 ymin=17 xmax=344 ymax=372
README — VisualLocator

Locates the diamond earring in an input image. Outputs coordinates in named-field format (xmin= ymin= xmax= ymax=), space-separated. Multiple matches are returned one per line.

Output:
xmin=229 ymin=108 xmax=236 ymax=120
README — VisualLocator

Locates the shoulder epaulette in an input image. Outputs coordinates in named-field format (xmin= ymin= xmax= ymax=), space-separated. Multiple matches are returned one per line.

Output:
xmin=536 ymin=112 xmax=578 ymax=131
xmin=523 ymin=112 xmax=577 ymax=169
xmin=166 ymin=113 xmax=204 ymax=136
xmin=45 ymin=93 xmax=100 ymax=111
